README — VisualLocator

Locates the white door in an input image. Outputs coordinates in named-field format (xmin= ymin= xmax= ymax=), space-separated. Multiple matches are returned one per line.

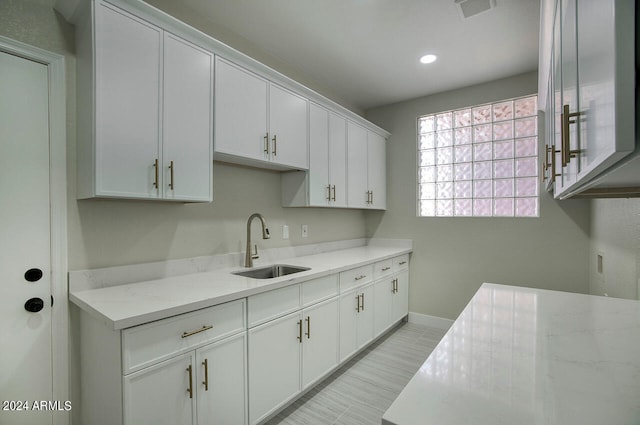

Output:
xmin=196 ymin=333 xmax=247 ymax=425
xmin=123 ymin=352 xmax=195 ymax=425
xmin=95 ymin=2 xmax=162 ymax=198
xmin=328 ymin=112 xmax=347 ymax=207
xmin=339 ymin=289 xmax=359 ymax=361
xmin=346 ymin=122 xmax=368 ymax=208
xmin=367 ymin=131 xmax=387 ymax=209
xmin=214 ymin=57 xmax=268 ymax=162
xmin=308 ymin=103 xmax=330 ymax=206
xmin=301 ymin=298 xmax=339 ymax=389
xmin=269 ymin=83 xmax=308 ymax=169
xmin=356 ymin=284 xmax=375 ymax=349
xmin=391 ymin=271 xmax=409 ymax=323
xmin=162 ymin=33 xmax=213 ymax=202
xmin=373 ymin=278 xmax=393 ymax=336
xmin=0 ymin=50 xmax=53 ymax=424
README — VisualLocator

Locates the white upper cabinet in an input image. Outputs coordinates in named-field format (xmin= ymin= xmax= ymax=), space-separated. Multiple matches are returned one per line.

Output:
xmin=78 ymin=1 xmax=213 ymax=202
xmin=347 ymin=122 xmax=387 ymax=209
xmin=93 ymin=3 xmax=162 ymax=199
xmin=539 ymin=0 xmax=637 ymax=198
xmin=214 ymin=57 xmax=308 ymax=170
xmin=283 ymin=103 xmax=347 ymax=207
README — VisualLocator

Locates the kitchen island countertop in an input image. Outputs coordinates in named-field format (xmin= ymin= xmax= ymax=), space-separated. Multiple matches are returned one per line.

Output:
xmin=383 ymin=283 xmax=640 ymax=425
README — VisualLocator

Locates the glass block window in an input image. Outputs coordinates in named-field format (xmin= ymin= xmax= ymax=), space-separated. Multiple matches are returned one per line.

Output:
xmin=418 ymin=95 xmax=539 ymax=217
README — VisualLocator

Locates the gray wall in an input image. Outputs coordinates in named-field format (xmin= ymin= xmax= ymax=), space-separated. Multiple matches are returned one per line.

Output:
xmin=365 ymin=72 xmax=592 ymax=320
xmin=590 ymin=199 xmax=640 ymax=300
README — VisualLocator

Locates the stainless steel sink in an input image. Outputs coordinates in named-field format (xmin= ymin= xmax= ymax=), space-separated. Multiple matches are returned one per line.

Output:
xmin=232 ymin=264 xmax=310 ymax=279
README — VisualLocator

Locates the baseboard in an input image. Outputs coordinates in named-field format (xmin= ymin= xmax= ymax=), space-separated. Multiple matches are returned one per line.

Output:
xmin=408 ymin=312 xmax=453 ymax=331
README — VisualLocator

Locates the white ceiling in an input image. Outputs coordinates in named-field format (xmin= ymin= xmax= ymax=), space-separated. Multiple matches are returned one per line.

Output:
xmin=168 ymin=0 xmax=540 ymax=110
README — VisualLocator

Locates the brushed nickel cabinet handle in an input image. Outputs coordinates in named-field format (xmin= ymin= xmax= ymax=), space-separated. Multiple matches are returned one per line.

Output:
xmin=264 ymin=133 xmax=269 ymax=154
xmin=186 ymin=365 xmax=193 ymax=399
xmin=305 ymin=316 xmax=311 ymax=339
xmin=326 ymin=185 xmax=331 ymax=201
xmin=561 ymin=104 xmax=583 ymax=166
xmin=354 ymin=275 xmax=366 ymax=281
xmin=361 ymin=293 xmax=365 ymax=310
xmin=399 ymin=261 xmax=407 ymax=265
xmin=153 ymin=158 xmax=159 ymax=189
xmin=382 ymin=266 xmax=391 ymax=272
xmin=272 ymin=134 xmax=277 ymax=156
xmin=181 ymin=325 xmax=213 ymax=339
xmin=202 ymin=358 xmax=209 ymax=391
xmin=297 ymin=319 xmax=303 ymax=343
xmin=371 ymin=190 xmax=374 ymax=204
xmin=355 ymin=294 xmax=361 ymax=312
xmin=169 ymin=160 xmax=174 ymax=190
xmin=332 ymin=185 xmax=336 ymax=201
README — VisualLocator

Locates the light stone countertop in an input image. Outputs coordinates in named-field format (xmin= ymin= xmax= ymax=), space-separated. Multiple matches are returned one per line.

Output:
xmin=382 ymin=283 xmax=640 ymax=425
xmin=70 ymin=241 xmax=411 ymax=330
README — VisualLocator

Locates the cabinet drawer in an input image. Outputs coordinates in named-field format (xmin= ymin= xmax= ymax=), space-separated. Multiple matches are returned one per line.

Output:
xmin=122 ymin=299 xmax=246 ymax=374
xmin=373 ymin=259 xmax=394 ymax=280
xmin=302 ymin=274 xmax=339 ymax=307
xmin=339 ymin=264 xmax=374 ymax=291
xmin=248 ymin=284 xmax=301 ymax=327
xmin=393 ymin=255 xmax=409 ymax=271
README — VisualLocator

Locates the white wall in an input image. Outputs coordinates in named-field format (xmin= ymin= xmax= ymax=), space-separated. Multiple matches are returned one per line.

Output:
xmin=590 ymin=199 xmax=640 ymax=300
xmin=365 ymin=72 xmax=592 ymax=320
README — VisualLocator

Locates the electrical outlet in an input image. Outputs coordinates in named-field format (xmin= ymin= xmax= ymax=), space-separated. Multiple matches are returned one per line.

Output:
xmin=282 ymin=225 xmax=289 ymax=240
xmin=301 ymin=224 xmax=308 ymax=238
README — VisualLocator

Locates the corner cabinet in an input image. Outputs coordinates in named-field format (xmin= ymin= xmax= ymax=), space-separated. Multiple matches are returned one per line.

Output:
xmin=214 ymin=57 xmax=308 ymax=170
xmin=539 ymin=0 xmax=638 ymax=199
xmin=76 ymin=0 xmax=213 ymax=201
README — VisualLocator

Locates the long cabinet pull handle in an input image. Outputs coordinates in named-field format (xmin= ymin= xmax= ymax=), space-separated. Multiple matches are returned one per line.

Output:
xmin=202 ymin=358 xmax=209 ymax=391
xmin=305 ymin=316 xmax=311 ymax=339
xmin=361 ymin=293 xmax=365 ymax=311
xmin=153 ymin=158 xmax=159 ymax=189
xmin=186 ymin=365 xmax=193 ymax=399
xmin=181 ymin=325 xmax=213 ymax=339
xmin=264 ymin=133 xmax=269 ymax=154
xmin=327 ymin=185 xmax=331 ymax=201
xmin=332 ymin=185 xmax=336 ymax=201
xmin=272 ymin=134 xmax=277 ymax=156
xmin=355 ymin=295 xmax=361 ymax=312
xmin=371 ymin=190 xmax=374 ymax=204
xmin=561 ymin=104 xmax=583 ymax=167
xmin=169 ymin=160 xmax=174 ymax=190
xmin=297 ymin=319 xmax=303 ymax=343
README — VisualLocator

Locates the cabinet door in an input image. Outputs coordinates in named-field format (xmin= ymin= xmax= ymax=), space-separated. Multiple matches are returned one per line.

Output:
xmin=367 ymin=131 xmax=386 ymax=209
xmin=328 ymin=112 xmax=347 ymax=207
xmin=391 ymin=270 xmax=409 ymax=323
xmin=214 ymin=57 xmax=268 ymax=162
xmin=269 ymin=83 xmax=308 ymax=169
xmin=95 ymin=2 xmax=162 ymax=198
xmin=559 ymin=0 xmax=579 ymax=192
xmin=308 ymin=103 xmax=330 ymax=206
xmin=248 ymin=311 xmax=302 ymax=424
xmin=575 ymin=0 xmax=634 ymax=181
xmin=196 ymin=333 xmax=247 ymax=425
xmin=346 ymin=122 xmax=368 ymax=208
xmin=356 ymin=284 xmax=375 ymax=349
xmin=163 ymin=34 xmax=213 ymax=202
xmin=552 ymin=0 xmax=564 ymax=196
xmin=123 ymin=352 xmax=195 ymax=425
xmin=302 ymin=298 xmax=339 ymax=389
xmin=339 ymin=289 xmax=358 ymax=361
xmin=373 ymin=278 xmax=393 ymax=337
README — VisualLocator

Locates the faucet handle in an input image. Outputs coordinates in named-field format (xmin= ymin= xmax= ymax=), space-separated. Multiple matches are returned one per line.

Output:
xmin=251 ymin=244 xmax=259 ymax=260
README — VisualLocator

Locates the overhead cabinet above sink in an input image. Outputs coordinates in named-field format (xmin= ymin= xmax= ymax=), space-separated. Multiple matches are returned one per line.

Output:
xmin=214 ymin=57 xmax=309 ymax=171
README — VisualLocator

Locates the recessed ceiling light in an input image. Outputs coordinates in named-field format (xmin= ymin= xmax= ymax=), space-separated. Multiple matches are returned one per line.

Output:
xmin=420 ymin=54 xmax=437 ymax=64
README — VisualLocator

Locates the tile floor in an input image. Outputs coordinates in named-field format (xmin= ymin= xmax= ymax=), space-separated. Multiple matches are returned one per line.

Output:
xmin=265 ymin=322 xmax=447 ymax=425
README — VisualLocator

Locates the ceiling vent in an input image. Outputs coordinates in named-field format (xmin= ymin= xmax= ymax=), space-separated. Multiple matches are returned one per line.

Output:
xmin=454 ymin=0 xmax=497 ymax=19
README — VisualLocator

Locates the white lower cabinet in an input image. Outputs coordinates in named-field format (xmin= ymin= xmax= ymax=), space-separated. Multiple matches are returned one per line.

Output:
xmin=248 ymin=296 xmax=339 ymax=424
xmin=339 ymin=284 xmax=374 ymax=362
xmin=123 ymin=333 xmax=247 ymax=425
xmin=374 ymin=270 xmax=409 ymax=337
